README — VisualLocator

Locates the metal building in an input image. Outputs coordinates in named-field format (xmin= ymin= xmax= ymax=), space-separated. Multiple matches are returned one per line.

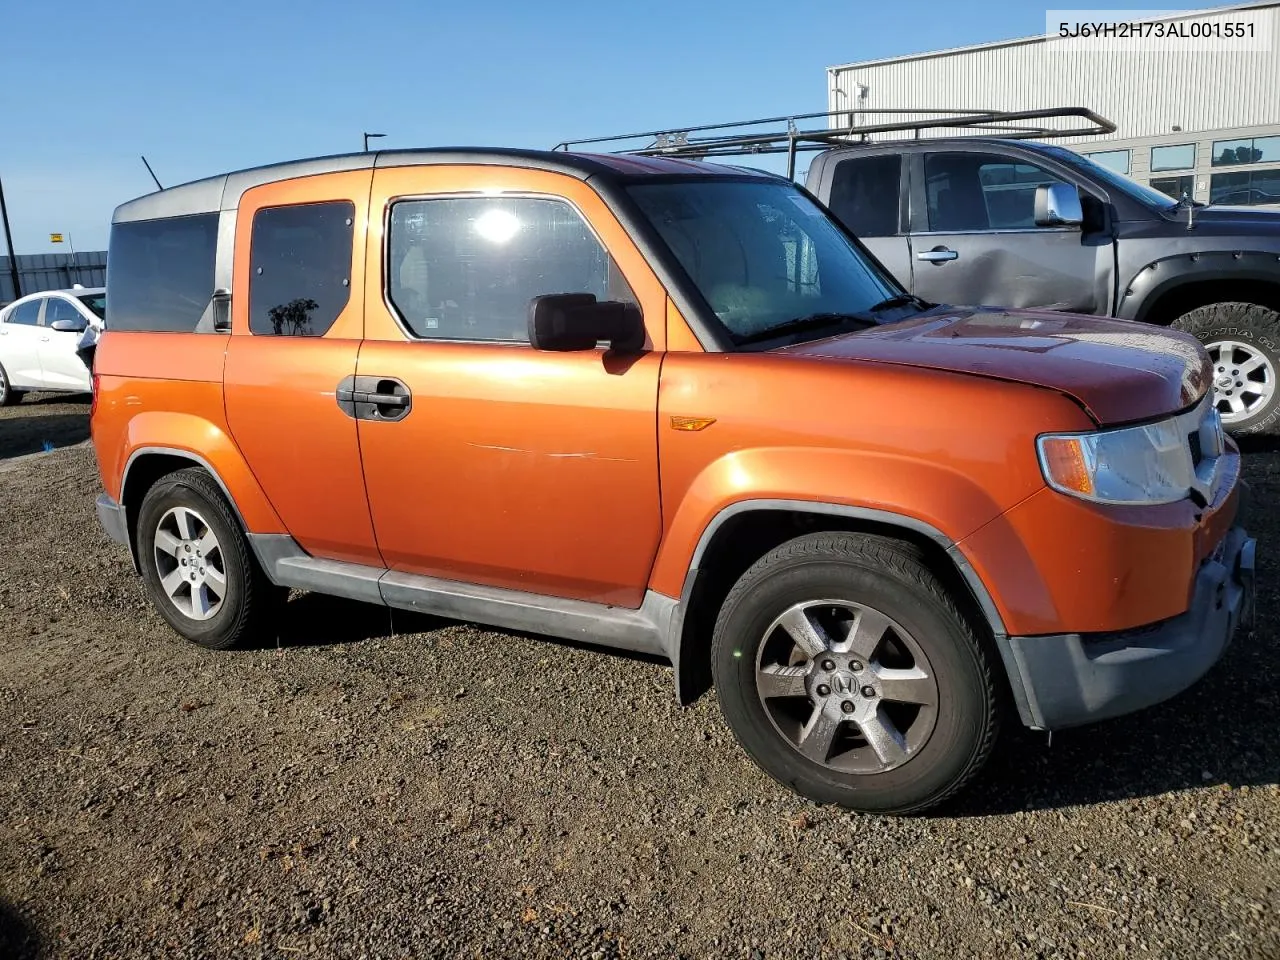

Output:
xmin=827 ymin=1 xmax=1280 ymax=206
xmin=0 ymin=252 xmax=107 ymax=306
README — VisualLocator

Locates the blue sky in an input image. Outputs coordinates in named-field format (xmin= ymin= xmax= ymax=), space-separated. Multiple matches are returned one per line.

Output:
xmin=1 ymin=0 xmax=1189 ymax=252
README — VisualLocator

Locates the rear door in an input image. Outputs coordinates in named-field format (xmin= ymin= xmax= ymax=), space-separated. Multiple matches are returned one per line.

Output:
xmin=0 ymin=298 xmax=46 ymax=387
xmin=222 ymin=171 xmax=382 ymax=565
xmin=38 ymin=297 xmax=92 ymax=390
xmin=355 ymin=165 xmax=665 ymax=607
xmin=907 ymin=150 xmax=1107 ymax=312
xmin=818 ymin=152 xmax=913 ymax=290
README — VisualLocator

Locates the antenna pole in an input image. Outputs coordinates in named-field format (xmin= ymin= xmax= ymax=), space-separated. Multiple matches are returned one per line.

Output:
xmin=141 ymin=155 xmax=163 ymax=191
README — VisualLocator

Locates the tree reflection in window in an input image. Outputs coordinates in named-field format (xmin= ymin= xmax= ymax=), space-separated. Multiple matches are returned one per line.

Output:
xmin=267 ymin=298 xmax=319 ymax=336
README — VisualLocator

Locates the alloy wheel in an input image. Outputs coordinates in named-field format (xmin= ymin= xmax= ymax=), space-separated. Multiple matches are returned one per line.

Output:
xmin=754 ymin=599 xmax=939 ymax=774
xmin=152 ymin=506 xmax=226 ymax=621
xmin=1206 ymin=339 xmax=1276 ymax=424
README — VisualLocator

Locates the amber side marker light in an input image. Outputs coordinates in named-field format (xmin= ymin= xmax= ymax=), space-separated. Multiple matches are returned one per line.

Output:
xmin=1039 ymin=436 xmax=1095 ymax=497
xmin=670 ymin=416 xmax=716 ymax=432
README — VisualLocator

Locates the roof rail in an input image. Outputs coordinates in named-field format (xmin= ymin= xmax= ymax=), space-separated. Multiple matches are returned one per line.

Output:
xmin=554 ymin=106 xmax=1116 ymax=179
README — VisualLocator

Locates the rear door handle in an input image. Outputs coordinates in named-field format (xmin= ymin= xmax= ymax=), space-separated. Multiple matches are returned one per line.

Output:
xmin=363 ymin=391 xmax=409 ymax=407
xmin=917 ymin=247 xmax=959 ymax=263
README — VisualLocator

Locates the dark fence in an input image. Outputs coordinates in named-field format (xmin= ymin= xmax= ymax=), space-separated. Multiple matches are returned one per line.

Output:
xmin=0 ymin=252 xmax=107 ymax=305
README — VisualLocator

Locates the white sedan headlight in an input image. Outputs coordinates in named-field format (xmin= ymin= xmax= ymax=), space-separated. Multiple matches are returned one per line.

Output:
xmin=1037 ymin=418 xmax=1194 ymax=505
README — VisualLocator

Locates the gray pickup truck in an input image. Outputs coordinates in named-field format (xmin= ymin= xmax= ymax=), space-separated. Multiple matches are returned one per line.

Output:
xmin=805 ymin=138 xmax=1280 ymax=435
xmin=560 ymin=110 xmax=1280 ymax=434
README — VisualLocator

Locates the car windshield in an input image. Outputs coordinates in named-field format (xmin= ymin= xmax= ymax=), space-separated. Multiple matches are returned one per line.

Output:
xmin=626 ymin=179 xmax=903 ymax=343
xmin=1039 ymin=145 xmax=1182 ymax=210
xmin=77 ymin=293 xmax=107 ymax=320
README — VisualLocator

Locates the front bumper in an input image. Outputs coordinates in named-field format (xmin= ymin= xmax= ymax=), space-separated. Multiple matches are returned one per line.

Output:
xmin=998 ymin=523 xmax=1256 ymax=730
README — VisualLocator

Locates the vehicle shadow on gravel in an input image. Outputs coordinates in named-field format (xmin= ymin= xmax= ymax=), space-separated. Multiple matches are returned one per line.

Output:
xmin=946 ymin=632 xmax=1279 ymax=815
xmin=0 ymin=899 xmax=40 ymax=960
xmin=0 ymin=413 xmax=91 ymax=460
xmin=243 ymin=592 xmax=444 ymax=650
xmin=259 ymin=591 xmax=670 ymax=666
xmin=1237 ymin=434 xmax=1280 ymax=455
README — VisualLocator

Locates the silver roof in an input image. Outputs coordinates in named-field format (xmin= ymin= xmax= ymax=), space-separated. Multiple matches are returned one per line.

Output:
xmin=109 ymin=147 xmax=678 ymax=225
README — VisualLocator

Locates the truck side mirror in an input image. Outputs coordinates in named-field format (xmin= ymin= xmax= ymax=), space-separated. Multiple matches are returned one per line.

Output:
xmin=1034 ymin=183 xmax=1084 ymax=227
xmin=528 ymin=293 xmax=645 ymax=352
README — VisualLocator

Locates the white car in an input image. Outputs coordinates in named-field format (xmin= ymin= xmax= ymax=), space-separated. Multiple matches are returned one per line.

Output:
xmin=0 ymin=285 xmax=105 ymax=405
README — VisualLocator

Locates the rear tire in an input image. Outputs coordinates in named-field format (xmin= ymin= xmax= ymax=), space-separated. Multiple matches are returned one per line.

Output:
xmin=1172 ymin=302 xmax=1280 ymax=436
xmin=136 ymin=468 xmax=283 ymax=650
xmin=711 ymin=532 xmax=1000 ymax=815
xmin=0 ymin=362 xmax=23 ymax=406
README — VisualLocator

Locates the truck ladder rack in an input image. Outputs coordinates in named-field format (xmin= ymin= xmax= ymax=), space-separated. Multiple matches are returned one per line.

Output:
xmin=554 ymin=107 xmax=1116 ymax=179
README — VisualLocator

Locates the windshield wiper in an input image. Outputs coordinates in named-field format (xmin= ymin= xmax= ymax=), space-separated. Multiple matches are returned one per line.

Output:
xmin=866 ymin=293 xmax=933 ymax=313
xmin=735 ymin=312 xmax=874 ymax=345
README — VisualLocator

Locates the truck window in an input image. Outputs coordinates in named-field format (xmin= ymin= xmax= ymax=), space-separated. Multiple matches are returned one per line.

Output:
xmin=387 ymin=196 xmax=632 ymax=343
xmin=924 ymin=153 xmax=1072 ymax=231
xmin=106 ymin=213 xmax=219 ymax=332
xmin=249 ymin=201 xmax=355 ymax=337
xmin=826 ymin=155 xmax=901 ymax=237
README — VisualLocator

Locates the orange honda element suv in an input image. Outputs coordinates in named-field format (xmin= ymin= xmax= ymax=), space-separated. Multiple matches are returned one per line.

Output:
xmin=91 ymin=148 xmax=1257 ymax=813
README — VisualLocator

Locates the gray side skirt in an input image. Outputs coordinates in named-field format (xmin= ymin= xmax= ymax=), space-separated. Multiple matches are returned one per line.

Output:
xmin=250 ymin=534 xmax=676 ymax=660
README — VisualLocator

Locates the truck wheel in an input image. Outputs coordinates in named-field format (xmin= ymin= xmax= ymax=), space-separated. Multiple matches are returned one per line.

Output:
xmin=711 ymin=532 xmax=999 ymax=815
xmin=136 ymin=467 xmax=283 ymax=650
xmin=0 ymin=362 xmax=23 ymax=406
xmin=1173 ymin=302 xmax=1279 ymax=435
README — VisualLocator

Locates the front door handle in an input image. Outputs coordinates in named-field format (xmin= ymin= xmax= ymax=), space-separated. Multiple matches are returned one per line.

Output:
xmin=336 ymin=375 xmax=412 ymax=421
xmin=917 ymin=246 xmax=959 ymax=264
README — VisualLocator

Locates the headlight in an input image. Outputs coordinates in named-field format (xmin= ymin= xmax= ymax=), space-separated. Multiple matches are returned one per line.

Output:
xmin=1037 ymin=418 xmax=1192 ymax=505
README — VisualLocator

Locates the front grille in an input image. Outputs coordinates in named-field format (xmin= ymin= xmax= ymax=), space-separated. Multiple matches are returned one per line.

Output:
xmin=1188 ymin=428 xmax=1202 ymax=467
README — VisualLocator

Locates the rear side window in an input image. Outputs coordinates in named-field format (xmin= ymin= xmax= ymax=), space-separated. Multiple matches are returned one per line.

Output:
xmin=826 ymin=155 xmax=902 ymax=237
xmin=387 ymin=196 xmax=631 ymax=342
xmin=5 ymin=300 xmax=41 ymax=325
xmin=249 ymin=201 xmax=355 ymax=337
xmin=107 ymin=214 xmax=219 ymax=332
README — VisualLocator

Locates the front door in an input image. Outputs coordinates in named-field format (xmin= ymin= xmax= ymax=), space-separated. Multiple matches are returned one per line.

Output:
xmin=38 ymin=297 xmax=93 ymax=390
xmin=907 ymin=150 xmax=1109 ymax=313
xmin=222 ymin=170 xmax=382 ymax=565
xmin=356 ymin=165 xmax=665 ymax=607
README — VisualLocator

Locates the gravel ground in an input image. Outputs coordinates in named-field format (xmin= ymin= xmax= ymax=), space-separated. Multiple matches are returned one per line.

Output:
xmin=1 ymin=396 xmax=1277 ymax=960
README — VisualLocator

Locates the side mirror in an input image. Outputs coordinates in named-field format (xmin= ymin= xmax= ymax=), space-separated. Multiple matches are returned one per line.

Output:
xmin=1034 ymin=183 xmax=1084 ymax=227
xmin=528 ymin=293 xmax=645 ymax=352
xmin=50 ymin=317 xmax=87 ymax=332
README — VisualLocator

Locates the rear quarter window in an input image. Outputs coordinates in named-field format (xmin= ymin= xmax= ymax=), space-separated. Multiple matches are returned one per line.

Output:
xmin=826 ymin=154 xmax=902 ymax=237
xmin=106 ymin=213 xmax=219 ymax=332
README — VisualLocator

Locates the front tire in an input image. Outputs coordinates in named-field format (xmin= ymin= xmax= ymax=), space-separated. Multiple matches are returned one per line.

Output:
xmin=1172 ymin=302 xmax=1280 ymax=435
xmin=136 ymin=468 xmax=282 ymax=650
xmin=711 ymin=533 xmax=1000 ymax=815
xmin=0 ymin=362 xmax=23 ymax=406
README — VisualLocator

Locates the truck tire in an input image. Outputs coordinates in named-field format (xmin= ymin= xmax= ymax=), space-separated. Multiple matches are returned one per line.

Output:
xmin=1172 ymin=302 xmax=1279 ymax=436
xmin=0 ymin=362 xmax=23 ymax=406
xmin=136 ymin=467 xmax=284 ymax=650
xmin=711 ymin=532 xmax=999 ymax=815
